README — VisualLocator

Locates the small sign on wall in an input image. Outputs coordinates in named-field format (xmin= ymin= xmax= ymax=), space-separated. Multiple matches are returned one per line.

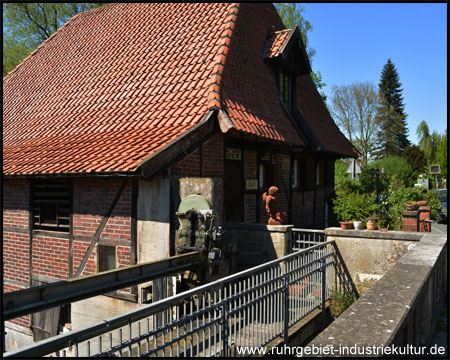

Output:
xmin=430 ymin=165 xmax=440 ymax=174
xmin=226 ymin=148 xmax=241 ymax=160
xmin=246 ymin=179 xmax=258 ymax=190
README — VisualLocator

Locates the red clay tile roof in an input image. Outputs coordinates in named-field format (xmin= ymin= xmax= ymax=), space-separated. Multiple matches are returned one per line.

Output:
xmin=266 ymin=29 xmax=293 ymax=58
xmin=220 ymin=4 xmax=304 ymax=146
xmin=3 ymin=3 xmax=356 ymax=176
xmin=297 ymin=75 xmax=359 ymax=157
xmin=3 ymin=3 xmax=237 ymax=175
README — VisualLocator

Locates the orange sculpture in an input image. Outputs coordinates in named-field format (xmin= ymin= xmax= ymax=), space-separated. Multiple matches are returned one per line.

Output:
xmin=262 ymin=186 xmax=286 ymax=225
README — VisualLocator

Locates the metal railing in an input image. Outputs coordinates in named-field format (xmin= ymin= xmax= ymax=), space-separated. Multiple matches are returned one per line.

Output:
xmin=292 ymin=228 xmax=326 ymax=251
xmin=5 ymin=241 xmax=334 ymax=357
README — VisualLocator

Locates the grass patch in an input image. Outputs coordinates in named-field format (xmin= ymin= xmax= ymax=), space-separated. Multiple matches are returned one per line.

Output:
xmin=329 ymin=291 xmax=357 ymax=319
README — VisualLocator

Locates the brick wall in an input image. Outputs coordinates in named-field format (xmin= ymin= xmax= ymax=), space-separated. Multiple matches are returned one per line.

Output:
xmin=3 ymin=179 xmax=29 ymax=230
xmin=3 ymin=180 xmax=31 ymax=327
xmin=203 ymin=134 xmax=224 ymax=177
xmin=3 ymin=232 xmax=29 ymax=286
xmin=32 ymin=236 xmax=69 ymax=280
xmin=3 ymin=177 xmax=135 ymax=329
xmin=171 ymin=133 xmax=224 ymax=177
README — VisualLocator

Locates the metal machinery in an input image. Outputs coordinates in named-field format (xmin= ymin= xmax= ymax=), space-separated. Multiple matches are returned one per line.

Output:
xmin=175 ymin=194 xmax=229 ymax=289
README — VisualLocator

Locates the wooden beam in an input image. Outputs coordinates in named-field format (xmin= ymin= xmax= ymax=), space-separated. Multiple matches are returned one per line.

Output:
xmin=138 ymin=111 xmax=218 ymax=178
xmin=74 ymin=179 xmax=128 ymax=277
xmin=4 ymin=252 xmax=200 ymax=321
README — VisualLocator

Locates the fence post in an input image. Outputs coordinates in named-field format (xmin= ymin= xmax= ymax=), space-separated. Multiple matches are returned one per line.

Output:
xmin=283 ymin=273 xmax=289 ymax=345
xmin=222 ymin=301 xmax=229 ymax=357
xmin=321 ymin=258 xmax=326 ymax=329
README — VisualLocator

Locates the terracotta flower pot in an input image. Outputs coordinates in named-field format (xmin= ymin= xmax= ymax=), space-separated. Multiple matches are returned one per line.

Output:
xmin=340 ymin=221 xmax=354 ymax=230
xmin=366 ymin=220 xmax=376 ymax=230
xmin=417 ymin=200 xmax=428 ymax=206
xmin=405 ymin=203 xmax=419 ymax=211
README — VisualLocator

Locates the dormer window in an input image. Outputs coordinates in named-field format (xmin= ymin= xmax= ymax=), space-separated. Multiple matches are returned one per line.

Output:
xmin=279 ymin=68 xmax=295 ymax=110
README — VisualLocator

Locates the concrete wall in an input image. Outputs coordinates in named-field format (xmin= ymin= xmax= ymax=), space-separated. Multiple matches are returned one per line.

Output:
xmin=4 ymin=322 xmax=33 ymax=353
xmin=225 ymin=223 xmax=293 ymax=270
xmin=325 ymin=228 xmax=422 ymax=294
xmin=309 ymin=233 xmax=447 ymax=352
xmin=137 ymin=177 xmax=171 ymax=263
xmin=179 ymin=177 xmax=224 ymax=225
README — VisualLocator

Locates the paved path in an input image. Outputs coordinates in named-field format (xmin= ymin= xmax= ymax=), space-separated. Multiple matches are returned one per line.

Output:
xmin=431 ymin=222 xmax=447 ymax=235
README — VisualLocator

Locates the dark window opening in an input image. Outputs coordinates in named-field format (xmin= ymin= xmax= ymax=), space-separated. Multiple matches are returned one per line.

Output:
xmin=304 ymin=157 xmax=315 ymax=189
xmin=59 ymin=304 xmax=71 ymax=333
xmin=98 ymin=245 xmax=116 ymax=272
xmin=32 ymin=182 xmax=71 ymax=232
xmin=316 ymin=159 xmax=325 ymax=186
xmin=326 ymin=159 xmax=335 ymax=186
xmin=259 ymin=161 xmax=282 ymax=189
xmin=279 ymin=68 xmax=295 ymax=110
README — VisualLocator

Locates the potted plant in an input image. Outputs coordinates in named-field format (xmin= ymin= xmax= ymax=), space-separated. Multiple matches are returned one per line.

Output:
xmin=366 ymin=215 xmax=378 ymax=230
xmin=417 ymin=200 xmax=428 ymax=206
xmin=377 ymin=217 xmax=390 ymax=232
xmin=340 ymin=221 xmax=354 ymax=230
xmin=353 ymin=219 xmax=362 ymax=230
xmin=333 ymin=188 xmax=379 ymax=230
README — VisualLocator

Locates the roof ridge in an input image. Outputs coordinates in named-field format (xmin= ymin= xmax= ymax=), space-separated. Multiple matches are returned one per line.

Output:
xmin=3 ymin=4 xmax=111 ymax=80
xmin=274 ymin=28 xmax=293 ymax=34
xmin=206 ymin=3 xmax=241 ymax=110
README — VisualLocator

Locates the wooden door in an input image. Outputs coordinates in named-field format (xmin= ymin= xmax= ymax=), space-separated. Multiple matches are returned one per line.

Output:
xmin=224 ymin=159 xmax=243 ymax=222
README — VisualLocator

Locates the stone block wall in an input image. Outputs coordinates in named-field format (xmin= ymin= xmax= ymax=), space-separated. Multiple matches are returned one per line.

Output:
xmin=225 ymin=223 xmax=293 ymax=270
xmin=309 ymin=233 xmax=447 ymax=351
xmin=325 ymin=228 xmax=422 ymax=294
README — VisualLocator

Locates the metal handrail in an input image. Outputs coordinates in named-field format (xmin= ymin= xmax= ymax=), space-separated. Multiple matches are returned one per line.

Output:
xmin=5 ymin=240 xmax=335 ymax=358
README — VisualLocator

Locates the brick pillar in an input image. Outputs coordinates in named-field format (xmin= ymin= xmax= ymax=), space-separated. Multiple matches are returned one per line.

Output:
xmin=402 ymin=210 xmax=419 ymax=232
xmin=419 ymin=206 xmax=431 ymax=232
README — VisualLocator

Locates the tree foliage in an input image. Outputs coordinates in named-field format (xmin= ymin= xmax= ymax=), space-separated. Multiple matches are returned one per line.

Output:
xmin=373 ymin=59 xmax=410 ymax=158
xmin=3 ymin=3 xmax=102 ymax=77
xmin=402 ymin=145 xmax=427 ymax=174
xmin=334 ymin=159 xmax=349 ymax=185
xmin=416 ymin=120 xmax=442 ymax=163
xmin=369 ymin=155 xmax=416 ymax=188
xmin=330 ymin=82 xmax=379 ymax=167
xmin=435 ymin=129 xmax=447 ymax=179
xmin=275 ymin=3 xmax=327 ymax=101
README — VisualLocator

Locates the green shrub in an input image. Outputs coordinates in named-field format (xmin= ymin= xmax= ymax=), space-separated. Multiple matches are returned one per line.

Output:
xmin=370 ymin=156 xmax=417 ymax=188
xmin=384 ymin=177 xmax=422 ymax=230
xmin=330 ymin=291 xmax=357 ymax=318
xmin=335 ymin=159 xmax=349 ymax=185
xmin=422 ymin=190 xmax=443 ymax=220
xmin=333 ymin=184 xmax=379 ymax=222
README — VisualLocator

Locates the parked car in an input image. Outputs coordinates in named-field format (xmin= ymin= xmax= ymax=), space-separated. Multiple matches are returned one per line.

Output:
xmin=435 ymin=189 xmax=447 ymax=224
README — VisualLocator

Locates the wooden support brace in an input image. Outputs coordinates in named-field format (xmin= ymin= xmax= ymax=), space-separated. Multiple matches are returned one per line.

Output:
xmin=75 ymin=179 xmax=128 ymax=277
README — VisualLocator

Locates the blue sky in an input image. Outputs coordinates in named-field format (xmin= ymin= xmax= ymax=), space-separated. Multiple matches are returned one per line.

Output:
xmin=300 ymin=2 xmax=447 ymax=145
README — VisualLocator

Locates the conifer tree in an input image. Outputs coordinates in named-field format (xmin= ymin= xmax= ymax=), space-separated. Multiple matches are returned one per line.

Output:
xmin=373 ymin=59 xmax=410 ymax=158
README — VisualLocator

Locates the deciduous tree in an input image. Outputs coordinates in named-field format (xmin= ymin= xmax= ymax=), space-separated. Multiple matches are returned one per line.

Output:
xmin=416 ymin=120 xmax=442 ymax=163
xmin=330 ymin=81 xmax=379 ymax=167
xmin=435 ymin=129 xmax=447 ymax=180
